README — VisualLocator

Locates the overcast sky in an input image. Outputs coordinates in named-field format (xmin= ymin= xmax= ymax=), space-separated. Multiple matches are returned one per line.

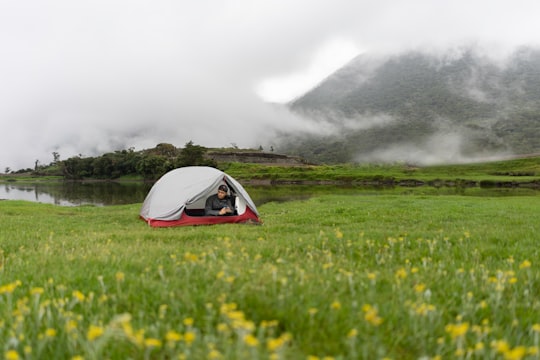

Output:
xmin=2 ymin=0 xmax=540 ymax=170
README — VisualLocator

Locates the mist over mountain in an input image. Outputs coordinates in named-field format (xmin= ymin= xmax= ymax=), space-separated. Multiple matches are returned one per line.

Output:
xmin=278 ymin=46 xmax=540 ymax=164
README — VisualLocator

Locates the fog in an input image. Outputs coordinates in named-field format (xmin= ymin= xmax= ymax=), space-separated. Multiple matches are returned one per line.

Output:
xmin=2 ymin=0 xmax=540 ymax=170
xmin=355 ymin=132 xmax=512 ymax=165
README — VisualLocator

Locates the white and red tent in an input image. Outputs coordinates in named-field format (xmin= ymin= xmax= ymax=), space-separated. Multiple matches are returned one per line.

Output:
xmin=140 ymin=166 xmax=261 ymax=227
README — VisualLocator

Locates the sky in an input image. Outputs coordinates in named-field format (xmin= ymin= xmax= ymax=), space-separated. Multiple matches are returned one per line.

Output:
xmin=2 ymin=0 xmax=540 ymax=170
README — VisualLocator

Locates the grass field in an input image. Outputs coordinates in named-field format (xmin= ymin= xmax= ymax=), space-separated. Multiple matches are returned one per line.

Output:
xmin=222 ymin=156 xmax=540 ymax=184
xmin=1 ymin=192 xmax=540 ymax=359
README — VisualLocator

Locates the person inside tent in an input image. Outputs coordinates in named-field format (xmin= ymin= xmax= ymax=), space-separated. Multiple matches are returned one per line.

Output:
xmin=205 ymin=184 xmax=235 ymax=216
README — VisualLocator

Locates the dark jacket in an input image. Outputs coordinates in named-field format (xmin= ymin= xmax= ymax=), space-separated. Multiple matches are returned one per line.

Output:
xmin=205 ymin=194 xmax=234 ymax=216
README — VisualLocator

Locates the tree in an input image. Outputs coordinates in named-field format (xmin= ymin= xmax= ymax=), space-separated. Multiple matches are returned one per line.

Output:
xmin=92 ymin=154 xmax=115 ymax=179
xmin=62 ymin=156 xmax=94 ymax=179
xmin=136 ymin=154 xmax=168 ymax=180
xmin=52 ymin=152 xmax=60 ymax=164
xmin=154 ymin=143 xmax=178 ymax=157
xmin=4 ymin=167 xmax=10 ymax=174
xmin=115 ymin=148 xmax=140 ymax=176
xmin=176 ymin=141 xmax=216 ymax=168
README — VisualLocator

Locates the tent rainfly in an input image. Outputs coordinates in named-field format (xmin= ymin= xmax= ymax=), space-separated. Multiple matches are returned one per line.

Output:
xmin=140 ymin=166 xmax=261 ymax=227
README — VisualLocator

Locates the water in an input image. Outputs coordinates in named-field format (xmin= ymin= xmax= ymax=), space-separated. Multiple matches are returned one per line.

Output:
xmin=1 ymin=182 xmax=538 ymax=207
xmin=0 ymin=182 xmax=153 ymax=206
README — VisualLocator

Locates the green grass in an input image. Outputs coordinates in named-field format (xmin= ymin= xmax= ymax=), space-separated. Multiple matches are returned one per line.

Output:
xmin=222 ymin=156 xmax=540 ymax=184
xmin=1 ymin=194 xmax=540 ymax=359
xmin=3 ymin=155 xmax=540 ymax=185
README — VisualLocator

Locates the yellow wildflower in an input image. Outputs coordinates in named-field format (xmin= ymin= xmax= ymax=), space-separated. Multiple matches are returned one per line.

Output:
xmin=0 ymin=282 xmax=19 ymax=294
xmin=184 ymin=331 xmax=196 ymax=345
xmin=504 ymin=346 xmax=527 ymax=360
xmin=184 ymin=252 xmax=198 ymax=262
xmin=72 ymin=290 xmax=85 ymax=302
xmin=116 ymin=272 xmax=125 ymax=282
xmin=492 ymin=340 xmax=510 ymax=354
xmin=532 ymin=324 xmax=540 ymax=333
xmin=30 ymin=287 xmax=44 ymax=295
xmin=244 ymin=334 xmax=259 ymax=347
xmin=87 ymin=325 xmax=104 ymax=341
xmin=331 ymin=300 xmax=341 ymax=310
xmin=183 ymin=317 xmax=194 ymax=326
xmin=5 ymin=350 xmax=20 ymax=360
xmin=166 ymin=330 xmax=182 ymax=342
xmin=208 ymin=349 xmax=222 ymax=359
xmin=144 ymin=338 xmax=162 ymax=348
xmin=217 ymin=323 xmax=229 ymax=332
xmin=362 ymin=304 xmax=383 ymax=326
xmin=445 ymin=323 xmax=469 ymax=339
xmin=267 ymin=335 xmax=290 ymax=352
xmin=519 ymin=260 xmax=531 ymax=269
xmin=45 ymin=328 xmax=57 ymax=337
xmin=367 ymin=272 xmax=377 ymax=280
xmin=395 ymin=268 xmax=407 ymax=280
xmin=347 ymin=328 xmax=358 ymax=338
xmin=226 ymin=310 xmax=244 ymax=321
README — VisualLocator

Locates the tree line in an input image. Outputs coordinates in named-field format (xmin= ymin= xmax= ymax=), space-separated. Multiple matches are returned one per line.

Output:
xmin=33 ymin=142 xmax=217 ymax=180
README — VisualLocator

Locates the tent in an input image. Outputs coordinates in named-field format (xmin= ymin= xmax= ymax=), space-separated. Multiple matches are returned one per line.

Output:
xmin=140 ymin=166 xmax=261 ymax=227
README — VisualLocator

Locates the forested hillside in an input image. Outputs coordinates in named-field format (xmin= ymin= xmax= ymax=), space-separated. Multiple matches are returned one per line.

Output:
xmin=279 ymin=46 xmax=540 ymax=164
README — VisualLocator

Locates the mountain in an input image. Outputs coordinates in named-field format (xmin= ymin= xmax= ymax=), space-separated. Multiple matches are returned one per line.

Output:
xmin=278 ymin=46 xmax=540 ymax=164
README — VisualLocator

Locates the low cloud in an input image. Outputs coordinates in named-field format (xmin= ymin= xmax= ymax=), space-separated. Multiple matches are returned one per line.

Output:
xmin=355 ymin=131 xmax=511 ymax=165
xmin=2 ymin=0 xmax=540 ymax=169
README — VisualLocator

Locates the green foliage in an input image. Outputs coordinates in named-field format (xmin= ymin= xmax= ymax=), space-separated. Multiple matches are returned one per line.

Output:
xmin=62 ymin=156 xmax=94 ymax=179
xmin=175 ymin=141 xmax=217 ymax=168
xmin=223 ymin=156 xmax=540 ymax=184
xmin=54 ymin=142 xmax=214 ymax=181
xmin=1 ymin=194 xmax=540 ymax=359
xmin=135 ymin=154 xmax=170 ymax=180
xmin=285 ymin=47 xmax=540 ymax=164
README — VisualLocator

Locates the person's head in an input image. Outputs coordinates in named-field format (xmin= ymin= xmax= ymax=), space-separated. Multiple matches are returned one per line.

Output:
xmin=217 ymin=184 xmax=228 ymax=199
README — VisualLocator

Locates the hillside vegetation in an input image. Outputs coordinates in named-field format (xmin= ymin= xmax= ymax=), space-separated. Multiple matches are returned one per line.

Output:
xmin=4 ymin=149 xmax=540 ymax=188
xmin=282 ymin=46 xmax=540 ymax=164
xmin=223 ymin=155 xmax=540 ymax=187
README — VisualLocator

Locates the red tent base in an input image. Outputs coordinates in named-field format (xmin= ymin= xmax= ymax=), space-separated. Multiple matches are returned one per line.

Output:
xmin=141 ymin=207 xmax=261 ymax=227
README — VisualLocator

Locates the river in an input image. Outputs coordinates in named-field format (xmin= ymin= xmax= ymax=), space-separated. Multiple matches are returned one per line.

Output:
xmin=1 ymin=181 xmax=539 ymax=207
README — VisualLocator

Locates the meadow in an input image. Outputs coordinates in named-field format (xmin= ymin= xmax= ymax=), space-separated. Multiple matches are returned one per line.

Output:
xmin=1 ymin=191 xmax=540 ymax=359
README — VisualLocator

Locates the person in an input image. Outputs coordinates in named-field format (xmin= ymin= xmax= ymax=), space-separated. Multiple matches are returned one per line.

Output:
xmin=205 ymin=184 xmax=234 ymax=216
